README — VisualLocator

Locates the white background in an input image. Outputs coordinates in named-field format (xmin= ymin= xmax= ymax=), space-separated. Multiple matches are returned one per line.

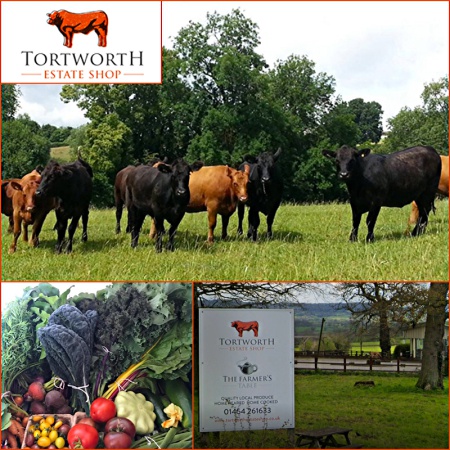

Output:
xmin=199 ymin=308 xmax=295 ymax=432
xmin=1 ymin=1 xmax=162 ymax=83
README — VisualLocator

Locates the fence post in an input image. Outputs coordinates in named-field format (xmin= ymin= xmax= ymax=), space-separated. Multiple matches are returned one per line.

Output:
xmin=397 ymin=357 xmax=400 ymax=373
xmin=369 ymin=356 xmax=373 ymax=371
xmin=315 ymin=356 xmax=318 ymax=372
xmin=344 ymin=355 xmax=347 ymax=373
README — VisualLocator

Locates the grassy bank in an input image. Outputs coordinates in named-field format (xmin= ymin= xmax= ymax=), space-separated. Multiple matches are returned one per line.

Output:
xmin=2 ymin=200 xmax=448 ymax=281
xmin=194 ymin=373 xmax=448 ymax=449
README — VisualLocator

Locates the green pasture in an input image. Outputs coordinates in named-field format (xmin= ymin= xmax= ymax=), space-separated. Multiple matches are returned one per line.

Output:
xmin=195 ymin=373 xmax=448 ymax=449
xmin=2 ymin=199 xmax=448 ymax=281
xmin=50 ymin=146 xmax=72 ymax=163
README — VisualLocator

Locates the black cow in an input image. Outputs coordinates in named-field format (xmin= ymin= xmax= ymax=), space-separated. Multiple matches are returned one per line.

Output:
xmin=114 ymin=165 xmax=135 ymax=234
xmin=237 ymin=148 xmax=283 ymax=241
xmin=126 ymin=158 xmax=201 ymax=252
xmin=322 ymin=145 xmax=441 ymax=242
xmin=114 ymin=157 xmax=168 ymax=234
xmin=35 ymin=158 xmax=93 ymax=253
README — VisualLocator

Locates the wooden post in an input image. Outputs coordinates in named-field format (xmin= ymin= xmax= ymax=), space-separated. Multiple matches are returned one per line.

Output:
xmin=315 ymin=356 xmax=318 ymax=372
xmin=397 ymin=357 xmax=400 ymax=373
xmin=344 ymin=355 xmax=347 ymax=373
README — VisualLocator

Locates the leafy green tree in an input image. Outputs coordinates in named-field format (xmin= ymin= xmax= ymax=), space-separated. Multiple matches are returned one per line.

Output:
xmin=2 ymin=115 xmax=50 ymax=178
xmin=346 ymin=98 xmax=383 ymax=143
xmin=2 ymin=85 xmax=21 ymax=122
xmin=383 ymin=76 xmax=448 ymax=153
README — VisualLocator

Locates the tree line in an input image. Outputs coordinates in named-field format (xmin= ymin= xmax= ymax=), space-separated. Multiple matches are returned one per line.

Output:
xmin=1 ymin=9 xmax=448 ymax=207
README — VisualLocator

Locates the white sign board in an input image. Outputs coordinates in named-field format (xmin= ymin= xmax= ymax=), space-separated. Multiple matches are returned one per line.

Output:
xmin=199 ymin=308 xmax=295 ymax=432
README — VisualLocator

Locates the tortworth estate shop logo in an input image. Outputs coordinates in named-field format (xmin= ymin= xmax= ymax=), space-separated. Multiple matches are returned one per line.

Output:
xmin=1 ymin=1 xmax=162 ymax=83
xmin=199 ymin=309 xmax=295 ymax=432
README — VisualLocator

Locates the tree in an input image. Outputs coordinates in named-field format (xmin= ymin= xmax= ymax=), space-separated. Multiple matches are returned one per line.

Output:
xmin=416 ymin=282 xmax=449 ymax=390
xmin=346 ymin=98 xmax=383 ymax=144
xmin=337 ymin=283 xmax=429 ymax=357
xmin=383 ymin=76 xmax=448 ymax=153
xmin=1 ymin=114 xmax=50 ymax=178
xmin=2 ymin=85 xmax=21 ymax=122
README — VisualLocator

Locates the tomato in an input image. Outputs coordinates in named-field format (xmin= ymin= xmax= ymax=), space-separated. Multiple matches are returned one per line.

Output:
xmin=77 ymin=418 xmax=99 ymax=430
xmin=89 ymin=398 xmax=116 ymax=424
xmin=58 ymin=424 xmax=71 ymax=437
xmin=104 ymin=417 xmax=136 ymax=439
xmin=67 ymin=424 xmax=99 ymax=449
xmin=103 ymin=432 xmax=132 ymax=449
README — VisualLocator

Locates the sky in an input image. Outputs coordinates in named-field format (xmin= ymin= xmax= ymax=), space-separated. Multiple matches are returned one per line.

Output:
xmin=14 ymin=1 xmax=449 ymax=130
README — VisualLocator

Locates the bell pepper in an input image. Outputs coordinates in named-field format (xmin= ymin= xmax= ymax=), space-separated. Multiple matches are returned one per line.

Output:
xmin=114 ymin=391 xmax=156 ymax=435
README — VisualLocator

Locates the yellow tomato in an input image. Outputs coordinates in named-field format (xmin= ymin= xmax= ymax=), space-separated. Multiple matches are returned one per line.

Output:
xmin=40 ymin=422 xmax=50 ymax=431
xmin=49 ymin=430 xmax=58 ymax=443
xmin=32 ymin=415 xmax=43 ymax=423
xmin=37 ymin=436 xmax=52 ymax=448
xmin=53 ymin=420 xmax=63 ymax=430
xmin=55 ymin=437 xmax=65 ymax=449
xmin=33 ymin=430 xmax=41 ymax=440
xmin=40 ymin=429 xmax=49 ymax=438
xmin=45 ymin=416 xmax=56 ymax=426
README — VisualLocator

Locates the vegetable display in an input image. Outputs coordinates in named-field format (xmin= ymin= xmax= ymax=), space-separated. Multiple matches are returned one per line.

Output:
xmin=1 ymin=283 xmax=193 ymax=449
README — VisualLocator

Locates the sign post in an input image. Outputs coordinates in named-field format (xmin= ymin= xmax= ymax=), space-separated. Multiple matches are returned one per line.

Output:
xmin=199 ymin=308 xmax=295 ymax=432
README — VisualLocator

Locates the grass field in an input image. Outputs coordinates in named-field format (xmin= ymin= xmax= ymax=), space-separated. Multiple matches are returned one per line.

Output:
xmin=2 ymin=199 xmax=448 ymax=281
xmin=194 ymin=373 xmax=449 ymax=449
xmin=50 ymin=146 xmax=73 ymax=163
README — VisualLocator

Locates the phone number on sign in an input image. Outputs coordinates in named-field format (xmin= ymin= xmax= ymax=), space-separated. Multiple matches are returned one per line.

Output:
xmin=223 ymin=407 xmax=272 ymax=415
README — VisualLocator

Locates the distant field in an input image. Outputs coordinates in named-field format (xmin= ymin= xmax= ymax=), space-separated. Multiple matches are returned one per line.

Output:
xmin=50 ymin=146 xmax=72 ymax=163
xmin=2 ymin=199 xmax=448 ymax=281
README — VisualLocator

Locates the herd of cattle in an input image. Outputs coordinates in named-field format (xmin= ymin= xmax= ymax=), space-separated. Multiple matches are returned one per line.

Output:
xmin=1 ymin=145 xmax=448 ymax=254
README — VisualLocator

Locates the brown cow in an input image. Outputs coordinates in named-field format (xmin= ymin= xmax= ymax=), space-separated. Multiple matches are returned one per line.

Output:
xmin=184 ymin=165 xmax=249 ymax=243
xmin=2 ymin=178 xmax=21 ymax=232
xmin=406 ymin=155 xmax=448 ymax=232
xmin=47 ymin=10 xmax=108 ymax=48
xmin=8 ymin=171 xmax=56 ymax=254
xmin=231 ymin=320 xmax=259 ymax=337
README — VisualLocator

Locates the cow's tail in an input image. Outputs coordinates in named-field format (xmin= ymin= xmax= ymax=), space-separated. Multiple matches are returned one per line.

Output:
xmin=76 ymin=147 xmax=94 ymax=178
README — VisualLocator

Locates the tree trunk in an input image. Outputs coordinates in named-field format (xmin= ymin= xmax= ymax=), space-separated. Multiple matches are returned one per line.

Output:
xmin=379 ymin=307 xmax=391 ymax=357
xmin=416 ymin=282 xmax=449 ymax=390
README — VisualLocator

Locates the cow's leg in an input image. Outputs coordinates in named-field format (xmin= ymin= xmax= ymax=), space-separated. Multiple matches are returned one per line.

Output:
xmin=8 ymin=213 xmax=22 ymax=254
xmin=115 ymin=199 xmax=123 ymax=234
xmin=237 ymin=203 xmax=245 ymax=235
xmin=55 ymin=213 xmax=68 ymax=254
xmin=166 ymin=215 xmax=184 ymax=251
xmin=81 ymin=209 xmax=89 ymax=242
xmin=266 ymin=207 xmax=279 ymax=238
xmin=207 ymin=209 xmax=217 ymax=243
xmin=30 ymin=212 xmax=47 ymax=247
xmin=95 ymin=28 xmax=107 ymax=47
xmin=412 ymin=199 xmax=432 ymax=236
xmin=247 ymin=208 xmax=260 ymax=241
xmin=365 ymin=206 xmax=381 ymax=243
xmin=349 ymin=208 xmax=362 ymax=242
xmin=66 ymin=215 xmax=81 ymax=253
xmin=65 ymin=30 xmax=73 ymax=48
xmin=221 ymin=214 xmax=230 ymax=240
xmin=8 ymin=216 xmax=14 ymax=233
xmin=22 ymin=221 xmax=29 ymax=242
xmin=406 ymin=201 xmax=419 ymax=235
xmin=149 ymin=218 xmax=157 ymax=239
xmin=154 ymin=217 xmax=165 ymax=253
xmin=130 ymin=209 xmax=145 ymax=248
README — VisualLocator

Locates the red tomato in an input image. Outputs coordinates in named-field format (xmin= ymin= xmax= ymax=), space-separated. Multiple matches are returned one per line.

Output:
xmin=104 ymin=417 xmax=136 ymax=439
xmin=67 ymin=424 xmax=99 ymax=449
xmin=89 ymin=398 xmax=116 ymax=424
xmin=104 ymin=432 xmax=132 ymax=449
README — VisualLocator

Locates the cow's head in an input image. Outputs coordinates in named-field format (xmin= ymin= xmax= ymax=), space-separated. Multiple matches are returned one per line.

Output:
xmin=159 ymin=158 xmax=202 ymax=199
xmin=11 ymin=177 xmax=40 ymax=214
xmin=35 ymin=161 xmax=71 ymax=198
xmin=322 ymin=145 xmax=371 ymax=180
xmin=254 ymin=148 xmax=282 ymax=187
xmin=47 ymin=10 xmax=62 ymax=26
xmin=228 ymin=167 xmax=249 ymax=203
